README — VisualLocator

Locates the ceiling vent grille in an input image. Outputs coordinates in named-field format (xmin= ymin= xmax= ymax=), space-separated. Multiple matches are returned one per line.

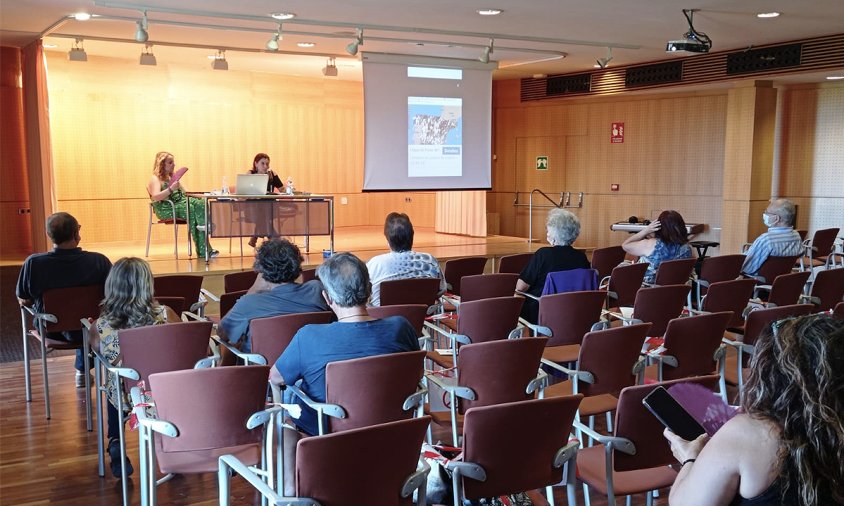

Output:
xmin=546 ymin=74 xmax=591 ymax=96
xmin=726 ymin=43 xmax=802 ymax=75
xmin=625 ymin=61 xmax=683 ymax=88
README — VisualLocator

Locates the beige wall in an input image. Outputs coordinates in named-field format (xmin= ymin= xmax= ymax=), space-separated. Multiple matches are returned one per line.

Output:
xmin=44 ymin=53 xmax=433 ymax=245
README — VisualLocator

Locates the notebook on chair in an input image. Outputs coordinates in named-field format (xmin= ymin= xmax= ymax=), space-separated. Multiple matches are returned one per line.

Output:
xmin=235 ymin=174 xmax=269 ymax=195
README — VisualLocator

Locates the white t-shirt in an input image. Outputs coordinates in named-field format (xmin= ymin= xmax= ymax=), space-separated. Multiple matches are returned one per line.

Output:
xmin=366 ymin=250 xmax=445 ymax=306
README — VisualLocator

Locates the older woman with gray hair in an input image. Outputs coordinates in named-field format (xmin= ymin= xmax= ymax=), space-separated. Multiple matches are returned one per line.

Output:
xmin=516 ymin=208 xmax=590 ymax=322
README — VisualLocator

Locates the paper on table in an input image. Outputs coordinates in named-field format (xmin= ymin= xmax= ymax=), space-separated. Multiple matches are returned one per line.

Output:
xmin=170 ymin=166 xmax=189 ymax=184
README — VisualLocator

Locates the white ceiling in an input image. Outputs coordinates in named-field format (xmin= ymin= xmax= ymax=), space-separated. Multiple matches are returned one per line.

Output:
xmin=2 ymin=0 xmax=843 ymax=82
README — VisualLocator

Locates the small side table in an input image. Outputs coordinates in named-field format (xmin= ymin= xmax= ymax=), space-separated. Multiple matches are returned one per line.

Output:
xmin=690 ymin=240 xmax=719 ymax=259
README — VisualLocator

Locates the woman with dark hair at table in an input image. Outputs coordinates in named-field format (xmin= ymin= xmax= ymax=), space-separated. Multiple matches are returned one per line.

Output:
xmin=247 ymin=152 xmax=284 ymax=248
xmin=664 ymin=314 xmax=844 ymax=505
xmin=622 ymin=209 xmax=692 ymax=284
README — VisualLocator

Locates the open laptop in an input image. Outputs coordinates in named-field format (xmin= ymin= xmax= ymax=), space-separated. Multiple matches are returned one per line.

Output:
xmin=235 ymin=174 xmax=269 ymax=195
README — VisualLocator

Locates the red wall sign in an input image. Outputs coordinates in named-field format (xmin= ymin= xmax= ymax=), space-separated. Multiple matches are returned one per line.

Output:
xmin=611 ymin=122 xmax=624 ymax=143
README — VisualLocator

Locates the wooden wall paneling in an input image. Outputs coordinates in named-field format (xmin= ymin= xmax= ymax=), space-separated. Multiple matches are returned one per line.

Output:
xmin=493 ymin=107 xmax=523 ymax=192
xmin=515 ymin=136 xmax=565 ymax=193
xmin=435 ymin=191 xmax=487 ymax=237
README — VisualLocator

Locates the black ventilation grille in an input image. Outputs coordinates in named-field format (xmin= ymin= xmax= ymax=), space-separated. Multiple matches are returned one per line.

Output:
xmin=546 ymin=74 xmax=591 ymax=96
xmin=625 ymin=61 xmax=683 ymax=88
xmin=726 ymin=43 xmax=802 ymax=75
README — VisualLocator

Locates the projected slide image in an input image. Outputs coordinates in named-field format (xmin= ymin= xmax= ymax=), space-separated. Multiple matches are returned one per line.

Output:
xmin=408 ymin=96 xmax=462 ymax=178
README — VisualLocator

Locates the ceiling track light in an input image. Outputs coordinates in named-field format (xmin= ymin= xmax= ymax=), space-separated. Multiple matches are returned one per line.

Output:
xmin=135 ymin=10 xmax=149 ymax=42
xmin=139 ymin=43 xmax=156 ymax=65
xmin=346 ymin=28 xmax=363 ymax=56
xmin=266 ymin=23 xmax=282 ymax=51
xmin=666 ymin=8 xmax=712 ymax=53
xmin=322 ymin=56 xmax=338 ymax=76
xmin=596 ymin=46 xmax=613 ymax=68
xmin=211 ymin=49 xmax=228 ymax=70
xmin=479 ymin=38 xmax=494 ymax=63
xmin=68 ymin=38 xmax=87 ymax=61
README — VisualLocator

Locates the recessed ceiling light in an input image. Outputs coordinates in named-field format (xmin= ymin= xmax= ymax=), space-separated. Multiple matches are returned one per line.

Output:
xmin=477 ymin=8 xmax=503 ymax=16
xmin=207 ymin=54 xmax=219 ymax=59
xmin=270 ymin=12 xmax=296 ymax=20
xmin=43 ymin=43 xmax=58 ymax=49
xmin=826 ymin=76 xmax=844 ymax=80
xmin=756 ymin=12 xmax=780 ymax=18
xmin=73 ymin=12 xmax=92 ymax=21
xmin=297 ymin=42 xmax=315 ymax=48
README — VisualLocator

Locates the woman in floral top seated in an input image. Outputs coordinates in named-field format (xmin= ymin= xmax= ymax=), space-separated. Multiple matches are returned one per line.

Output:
xmin=622 ymin=210 xmax=693 ymax=284
xmin=90 ymin=257 xmax=178 ymax=478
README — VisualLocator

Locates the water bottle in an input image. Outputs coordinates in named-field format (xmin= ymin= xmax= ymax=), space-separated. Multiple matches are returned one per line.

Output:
xmin=221 ymin=176 xmax=229 ymax=195
xmin=286 ymin=177 xmax=294 ymax=195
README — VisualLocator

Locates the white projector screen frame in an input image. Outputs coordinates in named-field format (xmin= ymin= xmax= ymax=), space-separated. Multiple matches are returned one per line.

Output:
xmin=362 ymin=52 xmax=495 ymax=191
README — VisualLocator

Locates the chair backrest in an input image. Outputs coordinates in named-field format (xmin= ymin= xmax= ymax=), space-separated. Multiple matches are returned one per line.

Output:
xmin=379 ymin=277 xmax=441 ymax=306
xmin=633 ymin=284 xmax=691 ymax=337
xmin=701 ymin=278 xmax=758 ymax=327
xmin=324 ymin=350 xmax=426 ymax=433
xmin=120 ymin=321 xmax=214 ymax=389
xmin=796 ymin=229 xmax=808 ymax=241
xmin=811 ymin=268 xmax=844 ymax=312
xmin=154 ymin=296 xmax=185 ymax=316
xmin=541 ymin=268 xmax=598 ymax=296
xmin=460 ymin=395 xmax=583 ymax=500
xmin=742 ymin=304 xmax=813 ymax=348
xmin=607 ymin=262 xmax=649 ymax=307
xmin=219 ymin=290 xmax=247 ymax=319
xmin=250 ymin=311 xmax=334 ymax=365
xmin=699 ymin=254 xmax=745 ymax=284
xmin=444 ymin=256 xmax=488 ymax=296
xmin=590 ymin=245 xmax=627 ymax=281
xmin=661 ymin=312 xmax=733 ymax=380
xmin=301 ymin=267 xmax=317 ymax=283
xmin=577 ymin=323 xmax=652 ymax=397
xmin=834 ymin=302 xmax=844 ymax=320
xmin=456 ymin=337 xmax=548 ymax=414
xmin=367 ymin=304 xmax=427 ymax=337
xmin=223 ymin=271 xmax=258 ymax=293
xmin=296 ymin=417 xmax=430 ymax=505
xmin=756 ymin=255 xmax=800 ymax=284
xmin=459 ymin=273 xmax=519 ymax=303
xmin=808 ymin=228 xmax=839 ymax=257
xmin=538 ymin=290 xmax=607 ymax=347
xmin=653 ymin=258 xmax=696 ymax=286
xmin=613 ymin=375 xmax=720 ymax=472
xmin=456 ymin=296 xmax=524 ymax=345
xmin=497 ymin=253 xmax=533 ymax=274
xmin=768 ymin=271 xmax=811 ymax=308
xmin=154 ymin=275 xmax=204 ymax=306
xmin=40 ymin=284 xmax=105 ymax=333
xmin=148 ymin=365 xmax=270 ymax=454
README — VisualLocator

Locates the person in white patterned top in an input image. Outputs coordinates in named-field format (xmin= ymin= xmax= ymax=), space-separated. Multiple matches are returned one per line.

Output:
xmin=741 ymin=198 xmax=803 ymax=277
xmin=366 ymin=212 xmax=446 ymax=306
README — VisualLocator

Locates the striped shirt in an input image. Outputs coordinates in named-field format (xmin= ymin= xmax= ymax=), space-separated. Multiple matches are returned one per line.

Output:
xmin=741 ymin=226 xmax=803 ymax=276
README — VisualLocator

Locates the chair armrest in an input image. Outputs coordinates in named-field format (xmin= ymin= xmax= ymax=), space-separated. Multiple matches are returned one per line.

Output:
xmin=219 ymin=455 xmax=312 ymax=506
xmin=200 ymin=288 xmax=220 ymax=303
xmin=130 ymin=386 xmax=178 ymax=437
xmin=526 ymin=369 xmax=550 ymax=395
xmin=713 ymin=345 xmax=727 ymax=362
xmin=598 ymin=275 xmax=611 ymax=290
xmin=445 ymin=460 xmax=487 ymax=481
xmin=423 ymin=320 xmax=471 ymax=345
xmin=515 ymin=290 xmax=539 ymax=301
xmin=647 ymin=353 xmax=678 ymax=368
xmin=752 ymin=285 xmax=772 ymax=298
xmin=91 ymin=349 xmax=141 ymax=381
xmin=518 ymin=317 xmax=552 ymax=337
xmin=572 ymin=421 xmax=635 ymax=455
xmin=539 ymin=359 xmax=594 ymax=384
xmin=424 ymin=372 xmax=476 ymax=401
xmin=401 ymin=459 xmax=431 ymax=499
xmin=31 ymin=310 xmax=57 ymax=324
xmin=553 ymin=440 xmax=580 ymax=468
xmin=285 ymin=384 xmax=346 ymax=420
xmin=210 ymin=336 xmax=267 ymax=365
xmin=799 ymin=294 xmax=822 ymax=306
xmin=181 ymin=311 xmax=206 ymax=322
xmin=440 ymin=294 xmax=460 ymax=308
xmin=722 ymin=338 xmax=755 ymax=354
xmin=194 ymin=355 xmax=219 ymax=368
xmin=402 ymin=387 xmax=428 ymax=411
xmin=246 ymin=405 xmax=286 ymax=430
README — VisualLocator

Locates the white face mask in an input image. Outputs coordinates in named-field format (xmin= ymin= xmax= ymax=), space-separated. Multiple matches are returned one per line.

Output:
xmin=762 ymin=213 xmax=775 ymax=227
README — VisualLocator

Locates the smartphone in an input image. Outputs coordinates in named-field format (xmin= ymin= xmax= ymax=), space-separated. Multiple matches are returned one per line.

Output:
xmin=642 ymin=386 xmax=706 ymax=441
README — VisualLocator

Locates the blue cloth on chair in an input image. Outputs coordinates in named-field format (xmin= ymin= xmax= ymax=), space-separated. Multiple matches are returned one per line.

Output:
xmin=541 ymin=268 xmax=598 ymax=296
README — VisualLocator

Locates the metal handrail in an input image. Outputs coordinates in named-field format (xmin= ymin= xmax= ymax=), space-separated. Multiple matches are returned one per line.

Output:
xmin=513 ymin=189 xmax=584 ymax=243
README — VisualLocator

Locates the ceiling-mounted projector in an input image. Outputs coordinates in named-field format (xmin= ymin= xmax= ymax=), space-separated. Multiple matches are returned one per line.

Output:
xmin=666 ymin=9 xmax=712 ymax=54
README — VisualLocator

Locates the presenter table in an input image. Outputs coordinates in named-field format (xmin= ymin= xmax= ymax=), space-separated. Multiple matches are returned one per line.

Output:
xmin=187 ymin=193 xmax=334 ymax=262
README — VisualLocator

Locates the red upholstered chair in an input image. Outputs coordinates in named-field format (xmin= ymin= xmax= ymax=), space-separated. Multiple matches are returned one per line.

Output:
xmin=751 ymin=255 xmax=800 ymax=284
xmin=448 ymin=396 xmax=583 ymax=506
xmin=522 ymin=290 xmax=608 ymax=365
xmin=219 ymin=417 xmax=431 ymax=506
xmin=591 ymin=245 xmax=627 ymax=282
xmin=575 ymin=375 xmax=721 ymax=505
xmin=602 ymin=262 xmax=648 ymax=308
xmin=723 ymin=303 xmax=813 ymax=393
xmin=21 ymin=284 xmax=104 ymax=424
xmin=154 ymin=274 xmax=208 ymax=315
xmin=443 ymin=256 xmax=488 ymax=296
xmin=368 ymin=304 xmax=428 ymax=337
xmin=285 ymin=350 xmax=427 ymax=435
xmin=425 ymin=337 xmax=548 ymax=445
xmin=754 ymin=270 xmax=811 ymax=307
xmin=135 ymin=366 xmax=277 ymax=506
xmin=623 ymin=284 xmax=690 ymax=338
xmin=800 ymin=268 xmax=844 ymax=312
xmin=90 ymin=320 xmax=215 ymax=495
xmin=153 ymin=296 xmax=185 ymax=316
xmin=424 ymin=296 xmax=524 ymax=370
xmin=698 ymin=278 xmax=758 ymax=328
xmin=799 ymin=227 xmax=840 ymax=272
xmin=145 ymin=200 xmax=189 ymax=259
xmin=834 ymin=302 xmax=844 ymax=319
xmin=379 ymin=277 xmax=442 ymax=307
xmin=232 ymin=311 xmax=334 ymax=366
xmin=458 ymin=273 xmax=519 ymax=303
xmin=300 ymin=267 xmax=317 ymax=283
xmin=651 ymin=258 xmax=696 ymax=286
xmin=223 ymin=270 xmax=258 ymax=293
xmin=693 ymin=254 xmax=745 ymax=307
xmin=497 ymin=252 xmax=533 ymax=274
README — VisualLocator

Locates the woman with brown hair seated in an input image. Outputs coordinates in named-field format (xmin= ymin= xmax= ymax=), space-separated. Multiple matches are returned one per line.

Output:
xmin=622 ymin=209 xmax=692 ymax=284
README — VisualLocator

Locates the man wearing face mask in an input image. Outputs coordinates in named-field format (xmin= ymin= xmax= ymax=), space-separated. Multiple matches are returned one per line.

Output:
xmin=741 ymin=198 xmax=803 ymax=277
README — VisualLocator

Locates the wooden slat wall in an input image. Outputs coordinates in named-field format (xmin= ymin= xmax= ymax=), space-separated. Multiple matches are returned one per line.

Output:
xmin=44 ymin=53 xmax=434 ymax=244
